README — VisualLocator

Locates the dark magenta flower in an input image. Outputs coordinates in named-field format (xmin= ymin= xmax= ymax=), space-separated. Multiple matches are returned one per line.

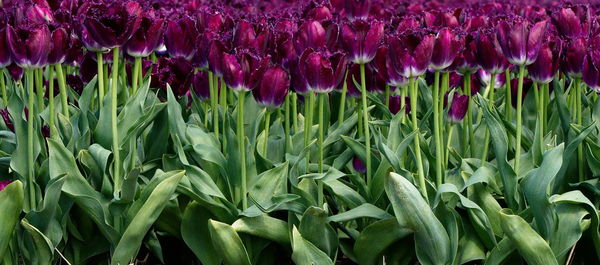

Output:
xmin=295 ymin=20 xmax=327 ymax=53
xmin=510 ymin=77 xmax=533 ymax=108
xmin=424 ymin=10 xmax=459 ymax=28
xmin=77 ymin=25 xmax=109 ymax=53
xmin=528 ymin=37 xmax=561 ymax=84
xmin=151 ymin=57 xmax=193 ymax=98
xmin=164 ymin=16 xmax=197 ymax=60
xmin=0 ymin=179 xmax=13 ymax=191
xmin=253 ymin=66 xmax=290 ymax=108
xmin=344 ymin=63 xmax=381 ymax=97
xmin=389 ymin=95 xmax=410 ymax=115
xmin=233 ymin=20 xmax=270 ymax=53
xmin=551 ymin=7 xmax=590 ymax=39
xmin=79 ymin=1 xmax=142 ymax=49
xmin=0 ymin=27 xmax=11 ymax=67
xmin=452 ymin=34 xmax=479 ymax=74
xmin=66 ymin=74 xmax=84 ymax=95
xmin=0 ymin=108 xmax=14 ymax=132
xmin=352 ymin=156 xmax=366 ymax=174
xmin=475 ymin=30 xmax=508 ymax=74
xmin=344 ymin=0 xmax=370 ymax=21
xmin=47 ymin=27 xmax=68 ymax=65
xmin=496 ymin=19 xmax=548 ymax=65
xmin=562 ymin=38 xmax=587 ymax=77
xmin=448 ymin=94 xmax=468 ymax=124
xmin=7 ymin=63 xmax=23 ymax=81
xmin=388 ymin=32 xmax=435 ymax=78
xmin=430 ymin=28 xmax=463 ymax=71
xmin=192 ymin=71 xmax=210 ymax=100
xmin=208 ymin=38 xmax=228 ymax=77
xmin=300 ymin=49 xmax=347 ymax=93
xmin=373 ymin=45 xmax=406 ymax=87
xmin=583 ymin=55 xmax=600 ymax=92
xmin=6 ymin=23 xmax=51 ymax=68
xmin=222 ymin=50 xmax=270 ymax=92
xmin=477 ymin=69 xmax=506 ymax=89
xmin=341 ymin=20 xmax=384 ymax=64
xmin=125 ymin=11 xmax=165 ymax=57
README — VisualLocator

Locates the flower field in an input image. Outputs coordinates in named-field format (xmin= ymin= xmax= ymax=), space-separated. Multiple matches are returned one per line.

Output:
xmin=0 ymin=0 xmax=599 ymax=264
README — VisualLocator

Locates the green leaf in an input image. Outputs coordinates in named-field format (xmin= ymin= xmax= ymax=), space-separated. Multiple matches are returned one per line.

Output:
xmin=385 ymin=172 xmax=451 ymax=265
xmin=249 ymin=162 xmax=288 ymax=203
xmin=208 ymin=219 xmax=252 ymax=265
xmin=181 ymin=202 xmax=221 ymax=265
xmin=299 ymin=206 xmax=338 ymax=258
xmin=0 ymin=180 xmax=23 ymax=257
xmin=232 ymin=215 xmax=290 ymax=245
xmin=328 ymin=203 xmax=392 ymax=223
xmin=291 ymin=226 xmax=334 ymax=265
xmin=354 ymin=218 xmax=412 ymax=265
xmin=499 ymin=209 xmax=559 ymax=265
xmin=21 ymin=218 xmax=54 ymax=265
xmin=111 ymin=170 xmax=184 ymax=265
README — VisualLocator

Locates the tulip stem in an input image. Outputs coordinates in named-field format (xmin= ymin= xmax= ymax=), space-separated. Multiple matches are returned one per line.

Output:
xmin=48 ymin=67 xmax=55 ymax=137
xmin=445 ymin=126 xmax=454 ymax=168
xmin=284 ymin=94 xmax=291 ymax=153
xmin=132 ymin=57 xmax=141 ymax=94
xmin=359 ymin=64 xmax=371 ymax=187
xmin=97 ymin=52 xmax=105 ymax=108
xmin=0 ymin=69 xmax=6 ymax=107
xmin=237 ymin=91 xmax=247 ymax=209
xmin=305 ymin=92 xmax=314 ymax=171
xmin=576 ymin=78 xmax=584 ymax=181
xmin=35 ymin=69 xmax=44 ymax=113
xmin=111 ymin=47 xmax=121 ymax=197
xmin=292 ymin=93 xmax=298 ymax=133
xmin=338 ymin=71 xmax=348 ymax=127
xmin=26 ymin=69 xmax=36 ymax=210
xmin=55 ymin=65 xmax=69 ymax=119
xmin=465 ymin=74 xmax=474 ymax=156
xmin=318 ymin=93 xmax=325 ymax=206
xmin=401 ymin=86 xmax=407 ymax=124
xmin=533 ymin=82 xmax=543 ymax=160
xmin=481 ymin=73 xmax=495 ymax=165
xmin=263 ymin=109 xmax=271 ymax=158
xmin=433 ymin=71 xmax=443 ymax=187
xmin=514 ymin=65 xmax=525 ymax=175
xmin=505 ymin=69 xmax=512 ymax=120
xmin=220 ymin=78 xmax=227 ymax=151
xmin=211 ymin=74 xmax=219 ymax=142
xmin=409 ymin=76 xmax=427 ymax=198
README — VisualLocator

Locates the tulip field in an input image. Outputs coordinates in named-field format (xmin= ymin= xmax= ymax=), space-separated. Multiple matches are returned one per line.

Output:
xmin=2 ymin=0 xmax=600 ymax=264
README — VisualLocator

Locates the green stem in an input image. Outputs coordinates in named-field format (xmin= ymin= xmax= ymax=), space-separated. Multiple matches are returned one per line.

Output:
xmin=465 ymin=73 xmax=474 ymax=156
xmin=514 ymin=65 xmax=525 ymax=175
xmin=338 ymin=72 xmax=348 ymax=127
xmin=401 ymin=86 xmax=407 ymax=124
xmin=284 ymin=94 xmax=291 ymax=153
xmin=48 ymin=67 xmax=55 ymax=137
xmin=359 ymin=64 xmax=371 ymax=186
xmin=26 ymin=69 xmax=35 ymax=209
xmin=305 ymin=92 xmax=315 ymax=171
xmin=481 ymin=73 xmax=496 ymax=164
xmin=238 ymin=90 xmax=247 ymax=209
xmin=111 ymin=47 xmax=121 ymax=196
xmin=384 ymin=84 xmax=390 ymax=109
xmin=0 ymin=69 xmax=7 ymax=107
xmin=318 ymin=93 xmax=325 ymax=206
xmin=432 ymin=71 xmax=443 ymax=187
xmin=55 ymin=65 xmax=69 ymax=119
xmin=445 ymin=126 xmax=454 ymax=168
xmin=263 ymin=109 xmax=271 ymax=158
xmin=132 ymin=57 xmax=141 ymax=94
xmin=505 ymin=70 xmax=512 ymax=120
xmin=212 ymin=74 xmax=220 ymax=141
xmin=409 ymin=76 xmax=427 ymax=198
xmin=35 ymin=68 xmax=44 ymax=112
xmin=97 ymin=52 xmax=105 ymax=108
xmin=292 ymin=93 xmax=298 ymax=133
xmin=576 ymin=79 xmax=584 ymax=181
xmin=220 ymin=78 xmax=227 ymax=151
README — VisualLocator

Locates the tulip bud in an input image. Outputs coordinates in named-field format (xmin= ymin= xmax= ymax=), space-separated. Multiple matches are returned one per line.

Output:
xmin=344 ymin=0 xmax=371 ymax=21
xmin=352 ymin=156 xmax=366 ymax=174
xmin=0 ymin=108 xmax=14 ymax=132
xmin=496 ymin=19 xmax=547 ymax=66
xmin=341 ymin=20 xmax=384 ymax=64
xmin=430 ymin=28 xmax=463 ymax=71
xmin=388 ymin=32 xmax=435 ymax=78
xmin=253 ymin=66 xmax=290 ymax=108
xmin=165 ymin=16 xmax=198 ymax=60
xmin=448 ymin=94 xmax=468 ymax=124
xmin=6 ymin=23 xmax=51 ymax=68
xmin=475 ymin=30 xmax=508 ymax=74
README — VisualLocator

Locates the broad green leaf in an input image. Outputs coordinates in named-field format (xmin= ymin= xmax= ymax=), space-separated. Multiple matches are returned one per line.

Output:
xmin=354 ymin=218 xmax=412 ymax=265
xmin=291 ymin=226 xmax=334 ymax=265
xmin=232 ymin=215 xmax=290 ymax=245
xmin=484 ymin=237 xmax=516 ymax=265
xmin=385 ymin=172 xmax=451 ymax=265
xmin=111 ymin=170 xmax=184 ymax=265
xmin=328 ymin=203 xmax=392 ymax=222
xmin=249 ymin=162 xmax=288 ymax=203
xmin=499 ymin=209 xmax=559 ymax=265
xmin=0 ymin=180 xmax=23 ymax=257
xmin=208 ymin=219 xmax=252 ymax=265
xmin=299 ymin=206 xmax=338 ymax=259
xmin=21 ymin=218 xmax=54 ymax=265
xmin=181 ymin=202 xmax=221 ymax=265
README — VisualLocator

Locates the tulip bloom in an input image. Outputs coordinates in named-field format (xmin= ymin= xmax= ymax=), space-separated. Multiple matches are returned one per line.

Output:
xmin=47 ymin=27 xmax=68 ymax=65
xmin=164 ymin=16 xmax=198 ymax=60
xmin=475 ymin=30 xmax=508 ymax=74
xmin=344 ymin=0 xmax=371 ymax=21
xmin=222 ymin=51 xmax=270 ymax=92
xmin=389 ymin=95 xmax=410 ymax=115
xmin=253 ymin=66 xmax=290 ymax=108
xmin=388 ymin=32 xmax=435 ymax=78
xmin=341 ymin=20 xmax=384 ymax=64
xmin=0 ymin=27 xmax=11 ymax=67
xmin=430 ymin=28 xmax=463 ymax=71
xmin=6 ymin=23 xmax=51 ymax=68
xmin=353 ymin=156 xmax=366 ymax=174
xmin=448 ymin=94 xmax=469 ymax=123
xmin=151 ymin=57 xmax=193 ymax=97
xmin=0 ymin=179 xmax=12 ymax=191
xmin=528 ymin=37 xmax=561 ymax=84
xmin=79 ymin=1 xmax=142 ymax=49
xmin=192 ymin=71 xmax=211 ymax=100
xmin=295 ymin=20 xmax=327 ymax=52
xmin=496 ymin=19 xmax=547 ymax=66
xmin=551 ymin=7 xmax=589 ymax=39
xmin=125 ymin=12 xmax=165 ymax=58
xmin=0 ymin=108 xmax=14 ymax=132
xmin=562 ymin=38 xmax=587 ymax=77
xmin=299 ymin=49 xmax=347 ymax=93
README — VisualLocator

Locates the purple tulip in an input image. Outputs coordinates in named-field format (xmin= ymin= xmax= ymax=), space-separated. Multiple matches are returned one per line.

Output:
xmin=583 ymin=55 xmax=600 ymax=92
xmin=373 ymin=45 xmax=406 ymax=87
xmin=475 ymin=30 xmax=508 ymax=74
xmin=47 ymin=27 xmax=68 ymax=65
xmin=0 ymin=108 xmax=14 ymax=132
xmin=77 ymin=25 xmax=109 ymax=53
xmin=551 ymin=7 xmax=590 ymax=39
xmin=151 ymin=57 xmax=193 ymax=98
xmin=208 ymin=39 xmax=228 ymax=77
xmin=300 ymin=49 xmax=347 ymax=93
xmin=561 ymin=37 xmax=587 ymax=78
xmin=125 ymin=12 xmax=165 ymax=58
xmin=164 ymin=16 xmax=197 ymax=60
xmin=6 ymin=23 xmax=51 ymax=68
xmin=344 ymin=0 xmax=371 ymax=21
xmin=0 ymin=27 xmax=11 ymax=67
xmin=295 ymin=20 xmax=327 ymax=53
xmin=448 ymin=94 xmax=468 ymax=124
xmin=341 ymin=20 xmax=384 ymax=64
xmin=79 ymin=1 xmax=142 ymax=49
xmin=510 ymin=77 xmax=533 ymax=108
xmin=352 ymin=156 xmax=366 ymax=174
xmin=528 ymin=37 xmax=561 ymax=84
xmin=430 ymin=28 xmax=463 ymax=71
xmin=496 ymin=19 xmax=548 ymax=66
xmin=424 ymin=10 xmax=459 ymax=29
xmin=7 ymin=63 xmax=23 ymax=81
xmin=477 ymin=69 xmax=506 ymax=89
xmin=192 ymin=71 xmax=211 ymax=100
xmin=452 ymin=34 xmax=479 ymax=74
xmin=0 ymin=179 xmax=13 ymax=191
xmin=222 ymin=50 xmax=270 ymax=92
xmin=253 ymin=66 xmax=290 ymax=108
xmin=64 ymin=37 xmax=84 ymax=67
xmin=66 ymin=74 xmax=84 ymax=95
xmin=344 ymin=63 xmax=381 ymax=97
xmin=388 ymin=32 xmax=435 ymax=78
xmin=233 ymin=20 xmax=258 ymax=50
xmin=389 ymin=95 xmax=410 ymax=115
